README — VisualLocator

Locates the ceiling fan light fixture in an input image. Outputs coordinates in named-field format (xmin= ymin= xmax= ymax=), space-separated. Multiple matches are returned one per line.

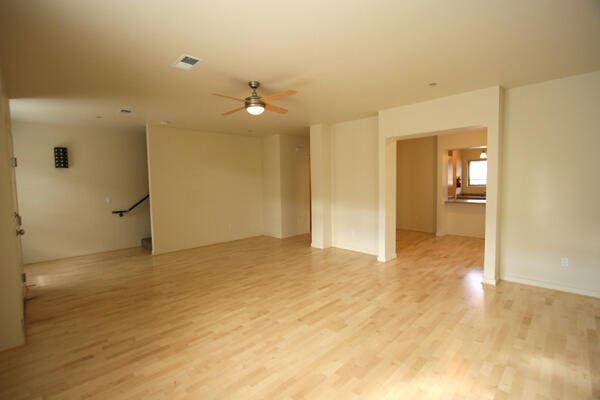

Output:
xmin=246 ymin=105 xmax=265 ymax=115
xmin=245 ymin=96 xmax=265 ymax=116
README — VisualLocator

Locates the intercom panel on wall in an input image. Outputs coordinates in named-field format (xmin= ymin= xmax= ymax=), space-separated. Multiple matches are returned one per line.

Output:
xmin=53 ymin=147 xmax=68 ymax=168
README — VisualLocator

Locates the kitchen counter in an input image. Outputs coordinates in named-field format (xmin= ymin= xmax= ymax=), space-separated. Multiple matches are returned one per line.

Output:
xmin=445 ymin=198 xmax=486 ymax=204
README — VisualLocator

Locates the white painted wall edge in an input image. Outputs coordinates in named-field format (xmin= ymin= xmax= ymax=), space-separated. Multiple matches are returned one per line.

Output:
xmin=501 ymin=274 xmax=600 ymax=299
xmin=145 ymin=125 xmax=158 ymax=255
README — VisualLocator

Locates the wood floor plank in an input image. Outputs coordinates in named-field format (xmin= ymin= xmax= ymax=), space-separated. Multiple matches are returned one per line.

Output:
xmin=0 ymin=231 xmax=598 ymax=399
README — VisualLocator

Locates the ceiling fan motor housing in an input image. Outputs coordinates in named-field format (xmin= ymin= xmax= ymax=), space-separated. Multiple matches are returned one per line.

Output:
xmin=245 ymin=95 xmax=265 ymax=108
xmin=245 ymin=81 xmax=265 ymax=108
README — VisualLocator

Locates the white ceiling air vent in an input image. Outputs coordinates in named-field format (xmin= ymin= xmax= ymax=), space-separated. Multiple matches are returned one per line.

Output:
xmin=173 ymin=54 xmax=202 ymax=71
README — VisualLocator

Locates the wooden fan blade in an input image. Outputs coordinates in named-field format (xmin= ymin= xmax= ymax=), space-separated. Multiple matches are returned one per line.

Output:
xmin=222 ymin=106 xmax=245 ymax=116
xmin=265 ymin=103 xmax=288 ymax=114
xmin=262 ymin=89 xmax=298 ymax=102
xmin=212 ymin=93 xmax=245 ymax=103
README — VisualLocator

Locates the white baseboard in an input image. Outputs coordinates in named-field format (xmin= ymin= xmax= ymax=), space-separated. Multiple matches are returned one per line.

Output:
xmin=501 ymin=274 xmax=600 ymax=299
xmin=377 ymin=252 xmax=397 ymax=262
xmin=331 ymin=242 xmax=378 ymax=257
xmin=482 ymin=277 xmax=499 ymax=286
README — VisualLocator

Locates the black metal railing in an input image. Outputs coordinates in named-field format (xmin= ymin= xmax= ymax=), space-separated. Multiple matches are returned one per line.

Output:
xmin=112 ymin=194 xmax=149 ymax=217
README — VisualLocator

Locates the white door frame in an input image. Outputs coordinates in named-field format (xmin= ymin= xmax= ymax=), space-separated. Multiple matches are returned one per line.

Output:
xmin=377 ymin=87 xmax=503 ymax=285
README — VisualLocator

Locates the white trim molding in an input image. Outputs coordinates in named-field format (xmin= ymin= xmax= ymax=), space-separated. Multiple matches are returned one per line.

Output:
xmin=501 ymin=274 xmax=600 ymax=299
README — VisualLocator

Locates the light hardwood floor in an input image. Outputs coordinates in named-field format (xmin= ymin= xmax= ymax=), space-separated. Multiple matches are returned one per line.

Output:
xmin=0 ymin=231 xmax=598 ymax=399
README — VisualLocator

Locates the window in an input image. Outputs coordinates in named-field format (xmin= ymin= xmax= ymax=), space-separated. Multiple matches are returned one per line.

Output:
xmin=468 ymin=160 xmax=487 ymax=186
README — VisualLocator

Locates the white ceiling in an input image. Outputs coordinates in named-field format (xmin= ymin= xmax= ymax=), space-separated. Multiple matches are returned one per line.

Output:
xmin=1 ymin=0 xmax=599 ymax=136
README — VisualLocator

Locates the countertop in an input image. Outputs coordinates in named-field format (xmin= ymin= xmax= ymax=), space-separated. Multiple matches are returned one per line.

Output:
xmin=445 ymin=198 xmax=486 ymax=204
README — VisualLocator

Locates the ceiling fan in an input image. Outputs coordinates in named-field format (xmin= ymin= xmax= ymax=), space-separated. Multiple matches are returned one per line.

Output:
xmin=212 ymin=81 xmax=297 ymax=116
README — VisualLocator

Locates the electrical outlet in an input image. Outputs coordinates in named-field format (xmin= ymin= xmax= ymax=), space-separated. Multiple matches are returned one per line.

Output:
xmin=560 ymin=257 xmax=569 ymax=268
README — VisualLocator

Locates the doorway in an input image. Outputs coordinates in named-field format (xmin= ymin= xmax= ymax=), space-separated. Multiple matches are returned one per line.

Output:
xmin=379 ymin=122 xmax=497 ymax=284
xmin=395 ymin=129 xmax=487 ymax=258
xmin=10 ymin=122 xmax=151 ymax=264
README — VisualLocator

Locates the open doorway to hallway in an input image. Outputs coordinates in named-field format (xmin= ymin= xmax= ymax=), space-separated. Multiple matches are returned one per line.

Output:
xmin=11 ymin=122 xmax=151 ymax=265
xmin=395 ymin=129 xmax=487 ymax=271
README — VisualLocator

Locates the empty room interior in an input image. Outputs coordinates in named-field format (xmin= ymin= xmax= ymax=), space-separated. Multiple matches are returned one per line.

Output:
xmin=0 ymin=1 xmax=599 ymax=399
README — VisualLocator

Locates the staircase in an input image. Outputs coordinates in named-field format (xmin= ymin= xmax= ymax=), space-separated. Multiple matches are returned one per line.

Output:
xmin=110 ymin=195 xmax=152 ymax=252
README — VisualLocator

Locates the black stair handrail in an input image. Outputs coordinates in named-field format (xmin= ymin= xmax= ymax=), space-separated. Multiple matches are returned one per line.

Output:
xmin=112 ymin=194 xmax=149 ymax=217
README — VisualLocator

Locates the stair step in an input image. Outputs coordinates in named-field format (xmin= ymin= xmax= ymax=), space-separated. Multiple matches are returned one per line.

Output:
xmin=141 ymin=237 xmax=152 ymax=252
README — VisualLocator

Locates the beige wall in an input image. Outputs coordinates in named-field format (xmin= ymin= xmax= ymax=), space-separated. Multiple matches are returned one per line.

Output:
xmin=280 ymin=135 xmax=310 ymax=238
xmin=12 ymin=122 xmax=150 ymax=264
xmin=309 ymin=124 xmax=332 ymax=249
xmin=500 ymin=70 xmax=600 ymax=297
xmin=147 ymin=125 xmax=263 ymax=254
xmin=309 ymin=117 xmax=378 ymax=255
xmin=262 ymin=135 xmax=282 ymax=238
xmin=0 ymin=71 xmax=24 ymax=350
xmin=444 ymin=203 xmax=486 ymax=238
xmin=437 ymin=130 xmax=487 ymax=238
xmin=396 ymin=137 xmax=436 ymax=233
xmin=330 ymin=117 xmax=379 ymax=255
xmin=262 ymin=134 xmax=310 ymax=239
